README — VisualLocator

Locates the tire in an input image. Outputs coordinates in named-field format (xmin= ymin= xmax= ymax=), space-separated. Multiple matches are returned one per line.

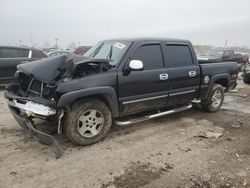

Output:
xmin=243 ymin=78 xmax=250 ymax=84
xmin=64 ymin=98 xmax=112 ymax=145
xmin=243 ymin=76 xmax=250 ymax=84
xmin=201 ymin=84 xmax=224 ymax=112
xmin=240 ymin=64 xmax=245 ymax=72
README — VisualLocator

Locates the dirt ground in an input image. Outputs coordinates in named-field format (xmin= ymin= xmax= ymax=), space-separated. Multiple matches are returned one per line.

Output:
xmin=1 ymin=80 xmax=250 ymax=188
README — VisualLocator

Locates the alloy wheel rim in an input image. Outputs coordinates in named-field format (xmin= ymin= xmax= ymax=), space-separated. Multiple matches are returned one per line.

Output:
xmin=77 ymin=109 xmax=104 ymax=138
xmin=211 ymin=90 xmax=222 ymax=108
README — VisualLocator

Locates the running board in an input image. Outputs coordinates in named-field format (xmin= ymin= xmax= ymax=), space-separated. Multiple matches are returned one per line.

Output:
xmin=114 ymin=104 xmax=193 ymax=126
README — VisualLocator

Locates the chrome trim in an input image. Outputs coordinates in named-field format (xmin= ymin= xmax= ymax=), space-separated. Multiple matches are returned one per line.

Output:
xmin=192 ymin=99 xmax=201 ymax=103
xmin=115 ymin=104 xmax=192 ymax=126
xmin=159 ymin=74 xmax=169 ymax=80
xmin=7 ymin=99 xmax=56 ymax=116
xmin=189 ymin=71 xmax=196 ymax=77
xmin=169 ymin=90 xmax=196 ymax=96
xmin=28 ymin=50 xmax=32 ymax=58
xmin=58 ymin=110 xmax=65 ymax=134
xmin=122 ymin=94 xmax=168 ymax=104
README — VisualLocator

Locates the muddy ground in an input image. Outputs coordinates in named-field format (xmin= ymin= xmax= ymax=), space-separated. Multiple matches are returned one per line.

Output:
xmin=0 ymin=80 xmax=250 ymax=188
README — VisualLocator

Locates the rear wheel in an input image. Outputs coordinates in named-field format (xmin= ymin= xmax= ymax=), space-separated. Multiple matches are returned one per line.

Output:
xmin=64 ymin=98 xmax=112 ymax=145
xmin=201 ymin=84 xmax=224 ymax=112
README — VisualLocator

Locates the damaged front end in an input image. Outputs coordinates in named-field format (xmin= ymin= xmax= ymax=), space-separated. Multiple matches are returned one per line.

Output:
xmin=4 ymin=54 xmax=113 ymax=158
xmin=4 ymin=55 xmax=78 ymax=158
xmin=5 ymin=72 xmax=64 ymax=158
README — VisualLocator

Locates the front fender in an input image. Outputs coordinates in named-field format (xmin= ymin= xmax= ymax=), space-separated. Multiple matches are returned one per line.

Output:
xmin=57 ymin=86 xmax=119 ymax=117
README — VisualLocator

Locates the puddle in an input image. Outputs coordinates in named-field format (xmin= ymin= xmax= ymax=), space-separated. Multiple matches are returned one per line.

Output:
xmin=222 ymin=96 xmax=250 ymax=114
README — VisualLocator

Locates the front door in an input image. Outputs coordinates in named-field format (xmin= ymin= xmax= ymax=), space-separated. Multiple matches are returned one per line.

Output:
xmin=118 ymin=43 xmax=170 ymax=115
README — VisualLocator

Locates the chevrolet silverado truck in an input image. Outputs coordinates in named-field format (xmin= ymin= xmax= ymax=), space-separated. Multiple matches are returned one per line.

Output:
xmin=4 ymin=38 xmax=239 ymax=157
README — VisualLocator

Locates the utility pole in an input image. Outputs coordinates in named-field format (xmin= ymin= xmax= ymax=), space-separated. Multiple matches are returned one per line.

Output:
xmin=224 ymin=40 xmax=228 ymax=48
xmin=30 ymin=33 xmax=33 ymax=46
xmin=55 ymin=38 xmax=58 ymax=49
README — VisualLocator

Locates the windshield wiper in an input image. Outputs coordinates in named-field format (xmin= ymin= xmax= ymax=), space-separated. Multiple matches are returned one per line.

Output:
xmin=106 ymin=45 xmax=113 ymax=59
xmin=91 ymin=43 xmax=104 ymax=58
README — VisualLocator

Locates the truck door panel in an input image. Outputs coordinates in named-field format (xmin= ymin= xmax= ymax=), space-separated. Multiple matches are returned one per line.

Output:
xmin=118 ymin=43 xmax=170 ymax=115
xmin=163 ymin=44 xmax=200 ymax=104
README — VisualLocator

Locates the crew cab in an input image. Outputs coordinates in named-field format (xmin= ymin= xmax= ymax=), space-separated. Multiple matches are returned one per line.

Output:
xmin=4 ymin=38 xmax=239 ymax=157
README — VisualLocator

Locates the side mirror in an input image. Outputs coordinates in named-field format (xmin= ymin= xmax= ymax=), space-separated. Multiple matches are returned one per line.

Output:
xmin=128 ymin=60 xmax=144 ymax=70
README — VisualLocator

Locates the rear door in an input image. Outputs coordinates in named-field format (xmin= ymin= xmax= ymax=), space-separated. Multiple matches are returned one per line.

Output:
xmin=163 ymin=43 xmax=200 ymax=104
xmin=118 ymin=42 xmax=170 ymax=115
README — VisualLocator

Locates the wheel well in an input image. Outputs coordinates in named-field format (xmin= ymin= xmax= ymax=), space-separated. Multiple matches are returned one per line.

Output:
xmin=214 ymin=78 xmax=229 ymax=90
xmin=70 ymin=94 xmax=118 ymax=118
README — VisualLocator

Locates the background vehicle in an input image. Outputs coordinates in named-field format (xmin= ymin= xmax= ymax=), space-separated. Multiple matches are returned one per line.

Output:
xmin=235 ymin=52 xmax=249 ymax=64
xmin=47 ymin=50 xmax=72 ymax=57
xmin=198 ymin=48 xmax=247 ymax=69
xmin=243 ymin=62 xmax=250 ymax=84
xmin=74 ymin=46 xmax=91 ymax=55
xmin=0 ymin=46 xmax=47 ymax=85
xmin=5 ymin=38 xmax=238 ymax=157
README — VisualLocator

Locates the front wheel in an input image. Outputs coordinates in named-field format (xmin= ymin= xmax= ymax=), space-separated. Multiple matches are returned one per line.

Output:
xmin=201 ymin=84 xmax=224 ymax=112
xmin=64 ymin=98 xmax=112 ymax=145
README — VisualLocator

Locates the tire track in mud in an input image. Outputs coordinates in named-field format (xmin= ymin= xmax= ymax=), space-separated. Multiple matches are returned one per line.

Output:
xmin=101 ymin=161 xmax=174 ymax=188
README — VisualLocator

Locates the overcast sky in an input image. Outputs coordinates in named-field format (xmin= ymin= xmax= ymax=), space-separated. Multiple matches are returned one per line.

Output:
xmin=0 ymin=0 xmax=249 ymax=48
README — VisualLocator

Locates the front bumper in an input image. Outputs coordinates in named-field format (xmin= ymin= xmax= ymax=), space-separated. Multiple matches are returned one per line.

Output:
xmin=6 ymin=98 xmax=56 ymax=117
xmin=5 ymin=91 xmax=63 ymax=158
xmin=4 ymin=90 xmax=57 ymax=117
xmin=8 ymin=106 xmax=64 ymax=158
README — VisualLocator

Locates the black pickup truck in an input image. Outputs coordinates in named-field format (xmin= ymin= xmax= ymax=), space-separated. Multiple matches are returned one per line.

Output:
xmin=4 ymin=38 xmax=238 ymax=157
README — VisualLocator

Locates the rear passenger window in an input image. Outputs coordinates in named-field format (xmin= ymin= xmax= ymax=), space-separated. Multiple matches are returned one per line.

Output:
xmin=165 ymin=45 xmax=193 ymax=67
xmin=0 ymin=48 xmax=29 ymax=58
xmin=132 ymin=44 xmax=163 ymax=69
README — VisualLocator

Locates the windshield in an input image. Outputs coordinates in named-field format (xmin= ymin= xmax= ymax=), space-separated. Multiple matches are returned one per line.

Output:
xmin=84 ymin=41 xmax=131 ymax=66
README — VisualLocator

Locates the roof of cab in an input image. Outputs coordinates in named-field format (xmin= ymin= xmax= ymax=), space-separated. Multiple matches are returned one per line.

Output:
xmin=102 ymin=37 xmax=191 ymax=44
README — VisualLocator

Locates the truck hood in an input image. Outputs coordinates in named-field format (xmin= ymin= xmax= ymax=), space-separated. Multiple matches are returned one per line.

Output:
xmin=17 ymin=54 xmax=112 ymax=84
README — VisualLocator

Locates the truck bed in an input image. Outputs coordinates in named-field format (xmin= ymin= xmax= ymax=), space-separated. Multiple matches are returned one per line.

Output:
xmin=198 ymin=61 xmax=238 ymax=99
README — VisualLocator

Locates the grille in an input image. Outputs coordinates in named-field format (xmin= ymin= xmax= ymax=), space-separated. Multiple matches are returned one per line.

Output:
xmin=27 ymin=78 xmax=43 ymax=97
xmin=17 ymin=72 xmax=43 ymax=97
xmin=17 ymin=72 xmax=54 ymax=99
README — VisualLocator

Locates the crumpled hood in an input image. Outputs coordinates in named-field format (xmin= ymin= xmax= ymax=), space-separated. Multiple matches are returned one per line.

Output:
xmin=17 ymin=54 xmax=113 ymax=84
xmin=17 ymin=54 xmax=86 ymax=84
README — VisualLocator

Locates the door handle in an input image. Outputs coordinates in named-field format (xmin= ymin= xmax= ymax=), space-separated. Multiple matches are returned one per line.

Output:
xmin=159 ymin=74 xmax=169 ymax=80
xmin=189 ymin=71 xmax=196 ymax=77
